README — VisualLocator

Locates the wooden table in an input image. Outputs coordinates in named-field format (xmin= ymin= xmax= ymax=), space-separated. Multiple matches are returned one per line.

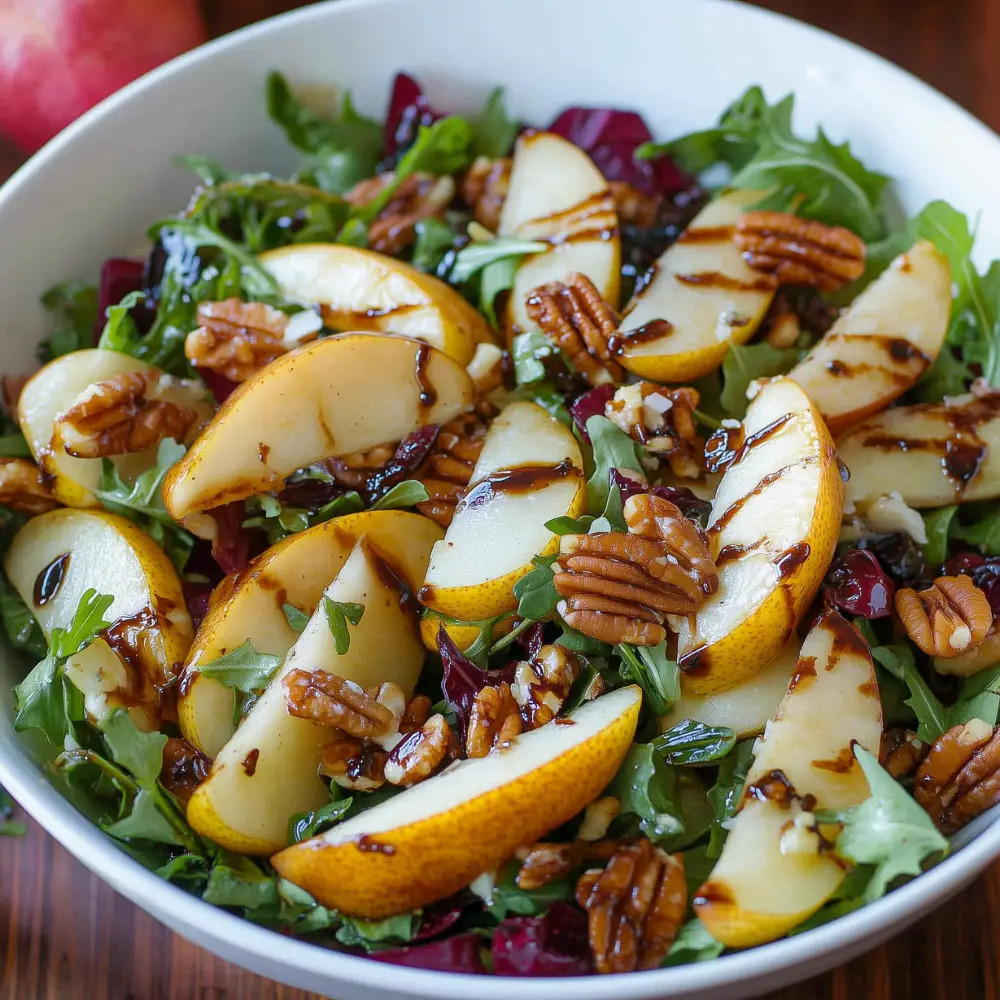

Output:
xmin=4 ymin=0 xmax=1000 ymax=997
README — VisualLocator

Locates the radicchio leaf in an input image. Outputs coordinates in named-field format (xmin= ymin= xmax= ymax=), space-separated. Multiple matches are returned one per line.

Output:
xmin=516 ymin=622 xmax=546 ymax=661
xmin=383 ymin=72 xmax=442 ymax=162
xmin=210 ymin=502 xmax=255 ymax=575
xmin=492 ymin=902 xmax=592 ymax=977
xmin=609 ymin=469 xmax=712 ymax=524
xmin=366 ymin=425 xmax=440 ymax=500
xmin=824 ymin=549 xmax=895 ymax=619
xmin=438 ymin=627 xmax=516 ymax=739
xmin=182 ymin=580 xmax=214 ymax=631
xmin=570 ymin=384 xmax=616 ymax=443
xmin=413 ymin=894 xmax=478 ymax=942
xmin=369 ymin=932 xmax=486 ymax=973
xmin=199 ymin=368 xmax=239 ymax=404
xmin=96 ymin=257 xmax=154 ymax=341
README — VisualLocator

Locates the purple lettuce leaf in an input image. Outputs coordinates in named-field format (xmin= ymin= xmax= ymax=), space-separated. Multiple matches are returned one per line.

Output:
xmin=492 ymin=902 xmax=592 ymax=977
xmin=438 ymin=628 xmax=516 ymax=739
xmin=369 ymin=932 xmax=486 ymax=973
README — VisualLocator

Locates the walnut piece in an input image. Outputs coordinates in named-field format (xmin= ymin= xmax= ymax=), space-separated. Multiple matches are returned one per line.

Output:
xmin=461 ymin=156 xmax=511 ymax=232
xmin=915 ymin=718 xmax=1000 ymax=833
xmin=895 ymin=575 xmax=993 ymax=658
xmin=384 ymin=713 xmax=457 ymax=786
xmin=605 ymin=382 xmax=705 ymax=480
xmin=346 ymin=172 xmax=455 ymax=254
xmin=466 ymin=681 xmax=523 ymax=758
xmin=0 ymin=458 xmax=59 ymax=515
xmin=185 ymin=299 xmax=307 ymax=382
xmin=160 ymin=736 xmax=212 ymax=804
xmin=56 ymin=371 xmax=198 ymax=459
xmin=416 ymin=412 xmax=490 ymax=526
xmin=556 ymin=493 xmax=719 ymax=646
xmin=515 ymin=839 xmax=619 ymax=890
xmin=576 ymin=840 xmax=687 ymax=974
xmin=881 ymin=728 xmax=926 ymax=780
xmin=319 ymin=735 xmax=389 ymax=792
xmin=525 ymin=272 xmax=624 ymax=386
xmin=325 ymin=442 xmax=399 ymax=492
xmin=511 ymin=644 xmax=583 ymax=729
xmin=734 ymin=210 xmax=866 ymax=292
xmin=282 ymin=669 xmax=402 ymax=738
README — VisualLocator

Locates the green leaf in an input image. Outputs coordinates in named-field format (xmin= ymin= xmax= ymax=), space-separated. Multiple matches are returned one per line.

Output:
xmin=0 ymin=575 xmax=46 ymax=658
xmin=101 ymin=711 xmax=167 ymax=785
xmin=608 ymin=744 xmax=685 ymax=845
xmin=39 ymin=279 xmax=98 ymax=362
xmin=663 ymin=918 xmax=724 ymax=966
xmin=198 ymin=640 xmax=283 ymax=693
xmin=203 ymin=850 xmax=280 ymax=910
xmin=370 ymin=479 xmax=430 ymax=510
xmin=0 ymin=431 xmax=31 ymax=458
xmin=479 ymin=255 xmax=521 ymax=328
xmin=283 ymin=603 xmax=311 ymax=634
xmin=585 ymin=415 xmax=644 ymax=515
xmin=653 ymin=719 xmax=737 ymax=765
xmin=411 ymin=218 xmax=457 ymax=274
xmin=706 ymin=740 xmax=755 ymax=857
xmin=322 ymin=597 xmax=365 ymax=655
xmin=948 ymin=665 xmax=1000 ymax=729
xmin=871 ymin=644 xmax=947 ymax=742
xmin=953 ymin=504 xmax=1000 ymax=555
xmin=288 ymin=794 xmax=353 ymax=844
xmin=335 ymin=913 xmax=419 ymax=952
xmin=482 ymin=860 xmax=575 ymax=921
xmin=922 ymin=506 xmax=957 ymax=566
xmin=720 ymin=341 xmax=800 ymax=419
xmin=156 ymin=853 xmax=210 ymax=887
xmin=105 ymin=789 xmax=183 ymax=846
xmin=449 ymin=236 xmax=547 ymax=286
xmin=512 ymin=555 xmax=559 ymax=622
xmin=471 ymin=87 xmax=520 ymax=158
xmin=512 ymin=329 xmax=558 ymax=385
xmin=819 ymin=745 xmax=947 ymax=902
xmin=616 ymin=642 xmax=679 ymax=717
xmin=175 ymin=154 xmax=236 ymax=185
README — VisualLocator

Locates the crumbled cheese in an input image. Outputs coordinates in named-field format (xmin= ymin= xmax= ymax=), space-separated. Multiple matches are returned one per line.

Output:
xmin=469 ymin=871 xmax=497 ymax=904
xmin=861 ymin=493 xmax=928 ymax=544
xmin=960 ymin=717 xmax=994 ymax=744
xmin=721 ymin=418 xmax=741 ymax=429
xmin=949 ymin=625 xmax=972 ymax=650
xmin=779 ymin=811 xmax=821 ymax=857
xmin=466 ymin=342 xmax=503 ymax=385
xmin=282 ymin=308 xmax=324 ymax=347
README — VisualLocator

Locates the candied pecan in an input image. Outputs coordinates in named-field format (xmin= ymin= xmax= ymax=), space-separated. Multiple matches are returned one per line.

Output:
xmin=525 ymin=273 xmax=624 ymax=386
xmin=515 ymin=839 xmax=619 ymax=890
xmin=610 ymin=181 xmax=662 ymax=229
xmin=319 ymin=734 xmax=389 ymax=792
xmin=384 ymin=713 xmax=457 ymax=787
xmin=734 ymin=210 xmax=866 ymax=292
xmin=915 ymin=718 xmax=1000 ymax=833
xmin=881 ymin=728 xmax=926 ymax=780
xmin=0 ymin=458 xmax=59 ymax=515
xmin=325 ymin=442 xmax=399 ymax=492
xmin=415 ymin=412 xmax=489 ymax=526
xmin=576 ymin=840 xmax=687 ymax=974
xmin=895 ymin=575 xmax=993 ymax=658
xmin=160 ymin=736 xmax=211 ymax=804
xmin=761 ymin=294 xmax=801 ymax=348
xmin=466 ymin=681 xmax=523 ymax=758
xmin=511 ymin=644 xmax=583 ymax=729
xmin=399 ymin=694 xmax=432 ymax=733
xmin=346 ymin=172 xmax=455 ymax=254
xmin=556 ymin=493 xmax=719 ymax=646
xmin=461 ymin=156 xmax=511 ymax=232
xmin=56 ymin=372 xmax=198 ymax=459
xmin=605 ymin=382 xmax=705 ymax=480
xmin=282 ymin=669 xmax=401 ymax=738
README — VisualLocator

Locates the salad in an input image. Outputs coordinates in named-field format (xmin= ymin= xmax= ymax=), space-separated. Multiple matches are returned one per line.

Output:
xmin=2 ymin=70 xmax=1000 ymax=978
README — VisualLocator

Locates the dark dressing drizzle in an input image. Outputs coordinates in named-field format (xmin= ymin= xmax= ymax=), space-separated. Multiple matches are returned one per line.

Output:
xmin=608 ymin=320 xmax=673 ymax=356
xmin=675 ymin=271 xmax=777 ymax=292
xmin=365 ymin=539 xmax=418 ymax=618
xmin=414 ymin=343 xmax=437 ymax=410
xmin=676 ymin=225 xmax=735 ymax=244
xmin=460 ymin=461 xmax=579 ymax=512
xmin=34 ymin=552 xmax=70 ymax=606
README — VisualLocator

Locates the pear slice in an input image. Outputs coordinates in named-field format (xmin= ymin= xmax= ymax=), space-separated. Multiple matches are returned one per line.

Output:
xmin=499 ymin=131 xmax=620 ymax=340
xmin=613 ymin=190 xmax=777 ymax=382
xmin=162 ymin=333 xmax=475 ymax=519
xmin=788 ymin=240 xmax=951 ymax=435
xmin=272 ymin=685 xmax=641 ymax=917
xmin=179 ymin=510 xmax=442 ymax=757
xmin=672 ymin=377 xmax=843 ymax=695
xmin=260 ymin=244 xmax=496 ymax=365
xmin=4 ymin=508 xmax=193 ymax=728
xmin=186 ymin=531 xmax=433 ymax=855
xmin=837 ymin=392 xmax=1000 ymax=508
xmin=658 ymin=640 xmax=799 ymax=739
xmin=418 ymin=401 xmax=585 ymax=622
xmin=694 ymin=612 xmax=883 ymax=948
xmin=18 ymin=348 xmax=214 ymax=508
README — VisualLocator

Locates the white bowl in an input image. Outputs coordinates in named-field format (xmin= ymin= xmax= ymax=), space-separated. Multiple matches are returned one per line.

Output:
xmin=2 ymin=0 xmax=999 ymax=996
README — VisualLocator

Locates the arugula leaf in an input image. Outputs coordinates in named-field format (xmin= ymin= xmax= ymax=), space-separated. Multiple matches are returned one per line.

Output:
xmin=203 ymin=849 xmax=280 ymax=910
xmin=819 ymin=745 xmax=947 ymax=901
xmin=948 ymin=665 xmax=1000 ymax=729
xmin=156 ymin=853 xmax=209 ymax=887
xmin=96 ymin=289 xmax=146 ymax=354
xmin=288 ymin=794 xmax=353 ymax=844
xmin=616 ymin=642 xmax=679 ymax=716
xmin=101 ymin=711 xmax=167 ymax=784
xmin=513 ymin=555 xmax=560 ymax=622
xmin=322 ymin=597 xmax=365 ymax=655
xmin=479 ymin=255 xmax=520 ymax=328
xmin=608 ymin=744 xmax=684 ymax=843
xmin=283 ymin=603 xmax=311 ymax=634
xmin=369 ymin=479 xmax=430 ymax=511
xmin=471 ymin=87 xmax=520 ymax=158
xmin=0 ymin=575 xmax=46 ymax=658
xmin=870 ymin=644 xmax=947 ymax=742
xmin=922 ymin=506 xmax=958 ymax=566
xmin=512 ymin=329 xmax=558 ymax=385
xmin=706 ymin=739 xmax=755 ymax=857
xmin=545 ymin=513 xmax=594 ymax=536
xmin=953 ymin=504 xmax=1000 ymax=555
xmin=39 ymin=279 xmax=98 ymax=361
xmin=105 ymin=790 xmax=183 ymax=845
xmin=198 ymin=640 xmax=283 ymax=693
xmin=720 ymin=341 xmax=800 ymax=418
xmin=653 ymin=719 xmax=737 ymax=765
xmin=411 ymin=218 xmax=457 ymax=274
xmin=663 ymin=918 xmax=724 ymax=966
xmin=449 ymin=236 xmax=547 ymax=285
xmin=481 ymin=860 xmax=576 ymax=921
xmin=244 ymin=877 xmax=335 ymax=933
xmin=585 ymin=415 xmax=644 ymax=515
xmin=175 ymin=154 xmax=236 ymax=186
xmin=336 ymin=913 xmax=420 ymax=952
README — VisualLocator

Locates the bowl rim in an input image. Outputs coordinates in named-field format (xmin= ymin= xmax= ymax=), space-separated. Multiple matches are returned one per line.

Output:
xmin=3 ymin=0 xmax=1000 ymax=995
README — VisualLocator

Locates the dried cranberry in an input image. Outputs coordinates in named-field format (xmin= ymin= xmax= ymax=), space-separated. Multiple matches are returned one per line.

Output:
xmin=382 ymin=72 xmax=441 ymax=164
xmin=209 ymin=502 xmax=255 ymax=575
xmin=365 ymin=425 xmax=439 ymax=501
xmin=492 ymin=902 xmax=592 ymax=977
xmin=569 ymin=384 xmax=616 ymax=442
xmin=824 ymin=549 xmax=895 ymax=619
xmin=609 ymin=469 xmax=712 ymax=525
xmin=855 ymin=533 xmax=926 ymax=586
xmin=943 ymin=551 xmax=988 ymax=577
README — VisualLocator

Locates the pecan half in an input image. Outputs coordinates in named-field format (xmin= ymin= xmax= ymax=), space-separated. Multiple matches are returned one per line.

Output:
xmin=881 ymin=728 xmax=926 ymax=780
xmin=466 ymin=681 xmax=523 ymax=758
xmin=895 ymin=575 xmax=993 ymax=658
xmin=0 ymin=458 xmax=59 ymax=515
xmin=415 ymin=413 xmax=490 ymax=526
xmin=346 ymin=172 xmax=455 ymax=254
xmin=511 ymin=644 xmax=583 ymax=729
xmin=56 ymin=372 xmax=198 ymax=459
xmin=606 ymin=382 xmax=705 ymax=480
xmin=384 ymin=713 xmax=458 ymax=786
xmin=915 ymin=718 xmax=1000 ymax=833
xmin=319 ymin=735 xmax=389 ymax=792
xmin=735 ymin=210 xmax=866 ymax=292
xmin=525 ymin=273 xmax=623 ymax=386
xmin=282 ymin=669 xmax=402 ymax=738
xmin=515 ymin=839 xmax=619 ymax=890
xmin=461 ymin=156 xmax=511 ymax=232
xmin=556 ymin=493 xmax=719 ymax=646
xmin=576 ymin=840 xmax=687 ymax=974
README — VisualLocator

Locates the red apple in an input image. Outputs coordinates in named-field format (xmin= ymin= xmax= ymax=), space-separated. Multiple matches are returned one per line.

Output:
xmin=0 ymin=0 xmax=208 ymax=153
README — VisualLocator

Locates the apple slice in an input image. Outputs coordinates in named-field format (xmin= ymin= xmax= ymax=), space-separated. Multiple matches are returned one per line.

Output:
xmin=260 ymin=244 xmax=495 ymax=365
xmin=788 ymin=240 xmax=951 ymax=435
xmin=186 ymin=532 xmax=432 ymax=855
xmin=179 ymin=510 xmax=442 ymax=757
xmin=272 ymin=685 xmax=641 ymax=917
xmin=694 ymin=612 xmax=882 ymax=948
xmin=671 ymin=377 xmax=844 ymax=695
xmin=4 ymin=508 xmax=193 ymax=728
xmin=613 ymin=190 xmax=777 ymax=382
xmin=163 ymin=333 xmax=475 ymax=519
xmin=18 ymin=348 xmax=214 ymax=508
xmin=837 ymin=392 xmax=1000 ymax=508
xmin=499 ymin=131 xmax=620 ymax=340
xmin=418 ymin=401 xmax=585 ymax=622
xmin=658 ymin=640 xmax=799 ymax=739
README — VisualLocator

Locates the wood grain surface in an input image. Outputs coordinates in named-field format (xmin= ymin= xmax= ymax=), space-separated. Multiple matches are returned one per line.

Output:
xmin=3 ymin=1 xmax=1000 ymax=997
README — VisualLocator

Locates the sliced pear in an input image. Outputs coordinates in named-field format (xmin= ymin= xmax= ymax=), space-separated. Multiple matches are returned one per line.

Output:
xmin=186 ymin=533 xmax=431 ymax=855
xmin=672 ymin=377 xmax=844 ymax=695
xmin=272 ymin=685 xmax=641 ymax=917
xmin=418 ymin=401 xmax=585 ymax=622
xmin=695 ymin=612 xmax=882 ymax=947
xmin=260 ymin=244 xmax=495 ymax=365
xmin=788 ymin=241 xmax=950 ymax=436
xmin=179 ymin=510 xmax=443 ymax=757
xmin=163 ymin=333 xmax=475 ymax=519
xmin=837 ymin=392 xmax=1000 ymax=507
xmin=659 ymin=640 xmax=799 ymax=739
xmin=499 ymin=131 xmax=620 ymax=340
xmin=18 ymin=348 xmax=214 ymax=508
xmin=613 ymin=190 xmax=776 ymax=382
xmin=418 ymin=613 xmax=516 ymax=654
xmin=4 ymin=508 xmax=194 ymax=728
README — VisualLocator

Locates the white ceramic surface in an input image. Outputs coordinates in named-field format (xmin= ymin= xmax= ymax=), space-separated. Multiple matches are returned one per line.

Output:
xmin=2 ymin=0 xmax=1000 ymax=997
